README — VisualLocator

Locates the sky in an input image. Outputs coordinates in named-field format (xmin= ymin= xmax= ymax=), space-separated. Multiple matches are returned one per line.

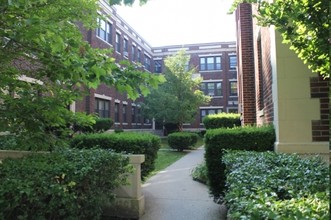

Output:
xmin=115 ymin=0 xmax=237 ymax=47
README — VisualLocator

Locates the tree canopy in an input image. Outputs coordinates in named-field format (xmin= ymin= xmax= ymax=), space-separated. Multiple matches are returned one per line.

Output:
xmin=230 ymin=0 xmax=330 ymax=78
xmin=142 ymin=50 xmax=210 ymax=131
xmin=0 ymin=0 xmax=162 ymax=149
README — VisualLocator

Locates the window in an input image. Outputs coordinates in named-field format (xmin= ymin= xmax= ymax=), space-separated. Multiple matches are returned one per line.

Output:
xmin=230 ymin=81 xmax=238 ymax=96
xmin=115 ymin=33 xmax=121 ymax=53
xmin=200 ymin=56 xmax=221 ymax=71
xmin=229 ymin=56 xmax=237 ymax=70
xmin=144 ymin=56 xmax=151 ymax=71
xmin=122 ymin=105 xmax=127 ymax=123
xmin=201 ymin=82 xmax=222 ymax=96
xmin=131 ymin=106 xmax=136 ymax=123
xmin=96 ymin=18 xmax=112 ymax=44
xmin=154 ymin=60 xmax=162 ymax=73
xmin=137 ymin=49 xmax=141 ymax=63
xmin=114 ymin=103 xmax=119 ymax=122
xmin=137 ymin=107 xmax=141 ymax=123
xmin=200 ymin=108 xmax=222 ymax=122
xmin=95 ymin=98 xmax=110 ymax=118
xmin=131 ymin=45 xmax=136 ymax=61
xmin=123 ymin=38 xmax=128 ymax=56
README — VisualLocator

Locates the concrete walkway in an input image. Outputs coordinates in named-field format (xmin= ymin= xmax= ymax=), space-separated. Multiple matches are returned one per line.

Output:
xmin=140 ymin=147 xmax=227 ymax=220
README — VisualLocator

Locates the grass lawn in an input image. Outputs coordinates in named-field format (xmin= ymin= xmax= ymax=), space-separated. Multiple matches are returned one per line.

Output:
xmin=160 ymin=135 xmax=204 ymax=149
xmin=145 ymin=135 xmax=205 ymax=180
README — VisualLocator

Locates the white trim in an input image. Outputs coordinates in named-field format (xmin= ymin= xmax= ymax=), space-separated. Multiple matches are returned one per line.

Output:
xmin=131 ymin=103 xmax=136 ymax=106
xmin=144 ymin=52 xmax=151 ymax=58
xmin=122 ymin=101 xmax=128 ymax=105
xmin=168 ymin=47 xmax=189 ymax=52
xmin=153 ymin=57 xmax=163 ymax=60
xmin=202 ymin=79 xmax=223 ymax=83
xmin=116 ymin=29 xmax=121 ymax=34
xmin=18 ymin=75 xmax=43 ymax=85
xmin=115 ymin=99 xmax=120 ymax=103
xmin=228 ymin=53 xmax=237 ymax=56
xmin=132 ymin=42 xmax=136 ymax=46
xmin=199 ymin=70 xmax=223 ymax=73
xmin=229 ymin=44 xmax=236 ymax=48
xmin=199 ymin=106 xmax=223 ymax=109
xmin=94 ymin=93 xmax=112 ymax=101
xmin=124 ymin=35 xmax=129 ymax=40
xmin=229 ymin=79 xmax=237 ymax=82
xmin=198 ymin=53 xmax=222 ymax=57
xmin=153 ymin=49 xmax=162 ymax=53
xmin=199 ymin=45 xmax=222 ymax=49
xmin=122 ymin=123 xmax=128 ymax=125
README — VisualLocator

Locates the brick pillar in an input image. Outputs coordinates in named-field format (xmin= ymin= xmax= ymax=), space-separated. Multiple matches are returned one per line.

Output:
xmin=310 ymin=76 xmax=330 ymax=142
xmin=235 ymin=3 xmax=256 ymax=125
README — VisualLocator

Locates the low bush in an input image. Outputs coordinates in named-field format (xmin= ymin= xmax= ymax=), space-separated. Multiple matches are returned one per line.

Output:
xmin=204 ymin=125 xmax=275 ymax=198
xmin=93 ymin=118 xmax=113 ymax=132
xmin=164 ymin=123 xmax=178 ymax=135
xmin=223 ymin=150 xmax=329 ymax=219
xmin=167 ymin=132 xmax=199 ymax=151
xmin=0 ymin=148 xmax=130 ymax=219
xmin=191 ymin=162 xmax=208 ymax=184
xmin=0 ymin=134 xmax=18 ymax=150
xmin=203 ymin=113 xmax=240 ymax=129
xmin=70 ymin=132 xmax=161 ymax=179
xmin=73 ymin=117 xmax=113 ymax=133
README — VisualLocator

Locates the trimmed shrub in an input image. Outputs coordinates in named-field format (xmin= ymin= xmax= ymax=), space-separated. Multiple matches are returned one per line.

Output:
xmin=70 ymin=132 xmax=161 ymax=179
xmin=203 ymin=113 xmax=240 ymax=129
xmin=0 ymin=134 xmax=18 ymax=150
xmin=168 ymin=132 xmax=199 ymax=151
xmin=0 ymin=148 xmax=130 ymax=219
xmin=223 ymin=150 xmax=329 ymax=219
xmin=114 ymin=128 xmax=124 ymax=133
xmin=93 ymin=118 xmax=113 ymax=132
xmin=191 ymin=162 xmax=208 ymax=184
xmin=204 ymin=125 xmax=275 ymax=198
xmin=164 ymin=123 xmax=178 ymax=135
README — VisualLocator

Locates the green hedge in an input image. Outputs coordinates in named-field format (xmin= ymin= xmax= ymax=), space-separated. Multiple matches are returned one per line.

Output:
xmin=203 ymin=113 xmax=241 ymax=129
xmin=70 ymin=132 xmax=161 ymax=179
xmin=93 ymin=118 xmax=114 ymax=132
xmin=204 ymin=125 xmax=275 ymax=198
xmin=223 ymin=150 xmax=329 ymax=219
xmin=167 ymin=132 xmax=199 ymax=151
xmin=0 ymin=148 xmax=130 ymax=219
xmin=73 ymin=117 xmax=113 ymax=133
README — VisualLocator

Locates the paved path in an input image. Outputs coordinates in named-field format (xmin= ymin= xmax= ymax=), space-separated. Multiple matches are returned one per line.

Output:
xmin=140 ymin=147 xmax=226 ymax=220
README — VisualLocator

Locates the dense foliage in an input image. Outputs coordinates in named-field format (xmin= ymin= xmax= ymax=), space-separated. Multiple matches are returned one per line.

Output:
xmin=142 ymin=50 xmax=210 ymax=131
xmin=230 ymin=0 xmax=330 ymax=78
xmin=167 ymin=132 xmax=199 ymax=151
xmin=204 ymin=125 xmax=275 ymax=198
xmin=223 ymin=150 xmax=329 ymax=219
xmin=191 ymin=162 xmax=208 ymax=184
xmin=70 ymin=132 xmax=161 ymax=179
xmin=0 ymin=0 xmax=163 ymax=150
xmin=0 ymin=148 xmax=130 ymax=219
xmin=202 ymin=113 xmax=240 ymax=129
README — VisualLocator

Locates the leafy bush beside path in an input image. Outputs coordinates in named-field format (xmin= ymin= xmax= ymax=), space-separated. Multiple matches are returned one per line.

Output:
xmin=0 ymin=148 xmax=130 ymax=219
xmin=223 ymin=150 xmax=329 ymax=219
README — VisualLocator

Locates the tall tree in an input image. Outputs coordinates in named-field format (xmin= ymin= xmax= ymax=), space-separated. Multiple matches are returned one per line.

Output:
xmin=142 ymin=50 xmax=210 ymax=131
xmin=230 ymin=0 xmax=330 ymax=78
xmin=0 ymin=0 xmax=162 ymax=150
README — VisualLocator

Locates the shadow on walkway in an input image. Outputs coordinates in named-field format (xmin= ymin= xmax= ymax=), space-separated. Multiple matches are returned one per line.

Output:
xmin=140 ymin=147 xmax=227 ymax=220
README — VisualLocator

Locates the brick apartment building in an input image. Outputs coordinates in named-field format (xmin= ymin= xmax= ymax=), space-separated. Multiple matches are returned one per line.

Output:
xmin=73 ymin=1 xmax=238 ymax=130
xmin=235 ymin=3 xmax=329 ymax=159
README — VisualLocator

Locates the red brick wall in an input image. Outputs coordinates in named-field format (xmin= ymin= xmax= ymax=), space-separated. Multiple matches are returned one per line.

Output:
xmin=254 ymin=26 xmax=274 ymax=125
xmin=310 ymin=76 xmax=329 ymax=141
xmin=236 ymin=3 xmax=256 ymax=125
